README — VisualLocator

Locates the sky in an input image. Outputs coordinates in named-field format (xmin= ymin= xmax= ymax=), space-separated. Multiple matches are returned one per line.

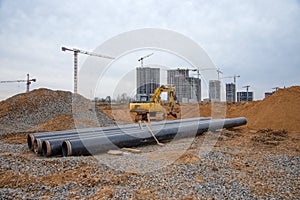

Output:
xmin=0 ymin=0 xmax=299 ymax=101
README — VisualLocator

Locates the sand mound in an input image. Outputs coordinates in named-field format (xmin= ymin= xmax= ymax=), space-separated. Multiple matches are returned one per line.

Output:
xmin=229 ymin=86 xmax=300 ymax=131
xmin=0 ymin=88 xmax=115 ymax=135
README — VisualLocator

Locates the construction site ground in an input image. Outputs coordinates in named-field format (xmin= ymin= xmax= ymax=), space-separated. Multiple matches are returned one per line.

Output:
xmin=0 ymin=86 xmax=299 ymax=199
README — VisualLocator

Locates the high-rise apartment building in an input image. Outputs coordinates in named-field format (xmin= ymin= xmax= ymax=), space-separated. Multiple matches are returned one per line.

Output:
xmin=226 ymin=83 xmax=236 ymax=102
xmin=167 ymin=69 xmax=201 ymax=102
xmin=237 ymin=91 xmax=253 ymax=102
xmin=136 ymin=67 xmax=160 ymax=101
xmin=209 ymin=80 xmax=221 ymax=102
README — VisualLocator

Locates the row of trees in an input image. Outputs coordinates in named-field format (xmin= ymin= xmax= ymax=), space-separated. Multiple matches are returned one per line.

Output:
xmin=93 ymin=93 xmax=132 ymax=103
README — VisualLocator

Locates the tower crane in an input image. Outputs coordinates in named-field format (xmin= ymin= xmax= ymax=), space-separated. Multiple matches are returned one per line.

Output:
xmin=216 ymin=68 xmax=223 ymax=80
xmin=221 ymin=75 xmax=240 ymax=102
xmin=200 ymin=68 xmax=223 ymax=80
xmin=242 ymin=85 xmax=251 ymax=101
xmin=0 ymin=74 xmax=36 ymax=93
xmin=221 ymin=74 xmax=240 ymax=85
xmin=243 ymin=85 xmax=250 ymax=92
xmin=61 ymin=46 xmax=115 ymax=94
xmin=138 ymin=53 xmax=154 ymax=67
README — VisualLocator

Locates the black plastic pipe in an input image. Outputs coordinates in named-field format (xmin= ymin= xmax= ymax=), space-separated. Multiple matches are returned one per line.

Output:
xmin=41 ymin=119 xmax=209 ymax=157
xmin=62 ymin=117 xmax=247 ymax=157
xmin=27 ymin=127 xmax=95 ymax=150
xmin=28 ymin=117 xmax=210 ymax=151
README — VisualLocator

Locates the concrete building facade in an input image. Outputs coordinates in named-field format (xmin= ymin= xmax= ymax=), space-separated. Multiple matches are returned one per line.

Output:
xmin=226 ymin=83 xmax=236 ymax=102
xmin=167 ymin=69 xmax=201 ymax=102
xmin=209 ymin=80 xmax=221 ymax=102
xmin=136 ymin=67 xmax=160 ymax=101
xmin=237 ymin=91 xmax=253 ymax=102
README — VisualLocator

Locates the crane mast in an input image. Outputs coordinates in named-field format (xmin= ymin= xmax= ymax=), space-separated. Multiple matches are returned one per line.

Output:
xmin=61 ymin=46 xmax=115 ymax=94
xmin=243 ymin=85 xmax=250 ymax=92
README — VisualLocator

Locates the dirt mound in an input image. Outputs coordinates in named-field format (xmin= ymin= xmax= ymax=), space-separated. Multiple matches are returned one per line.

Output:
xmin=251 ymin=129 xmax=289 ymax=146
xmin=0 ymin=88 xmax=115 ymax=135
xmin=175 ymin=152 xmax=200 ymax=164
xmin=219 ymin=129 xmax=242 ymax=141
xmin=228 ymin=86 xmax=300 ymax=131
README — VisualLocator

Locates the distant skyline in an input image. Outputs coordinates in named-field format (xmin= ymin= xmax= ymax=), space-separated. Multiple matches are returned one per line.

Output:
xmin=0 ymin=0 xmax=299 ymax=101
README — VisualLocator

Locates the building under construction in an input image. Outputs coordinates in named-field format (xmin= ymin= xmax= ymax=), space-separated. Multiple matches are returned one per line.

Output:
xmin=226 ymin=83 xmax=236 ymax=102
xmin=237 ymin=91 xmax=253 ymax=102
xmin=167 ymin=69 xmax=201 ymax=103
xmin=209 ymin=80 xmax=221 ymax=102
xmin=136 ymin=67 xmax=160 ymax=101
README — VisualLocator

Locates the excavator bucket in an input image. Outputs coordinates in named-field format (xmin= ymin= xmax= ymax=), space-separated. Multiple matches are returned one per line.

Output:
xmin=168 ymin=112 xmax=177 ymax=118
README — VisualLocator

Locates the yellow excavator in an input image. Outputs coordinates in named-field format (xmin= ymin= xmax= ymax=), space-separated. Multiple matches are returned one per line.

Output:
xmin=129 ymin=85 xmax=178 ymax=122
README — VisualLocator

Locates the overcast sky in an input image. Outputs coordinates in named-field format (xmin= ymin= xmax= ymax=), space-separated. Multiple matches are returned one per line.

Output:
xmin=0 ymin=0 xmax=299 ymax=101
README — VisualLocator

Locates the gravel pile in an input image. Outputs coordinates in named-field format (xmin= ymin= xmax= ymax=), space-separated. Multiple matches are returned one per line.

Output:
xmin=0 ymin=88 xmax=115 ymax=135
xmin=0 ymin=132 xmax=299 ymax=199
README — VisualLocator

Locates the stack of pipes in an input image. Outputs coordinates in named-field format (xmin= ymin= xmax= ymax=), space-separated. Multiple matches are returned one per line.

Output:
xmin=27 ymin=117 xmax=247 ymax=157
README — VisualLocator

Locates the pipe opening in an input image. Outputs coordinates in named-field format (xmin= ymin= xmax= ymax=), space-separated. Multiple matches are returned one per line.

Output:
xmin=42 ymin=140 xmax=51 ymax=157
xmin=33 ymin=139 xmax=42 ymax=154
xmin=27 ymin=134 xmax=34 ymax=150
xmin=62 ymin=141 xmax=71 ymax=157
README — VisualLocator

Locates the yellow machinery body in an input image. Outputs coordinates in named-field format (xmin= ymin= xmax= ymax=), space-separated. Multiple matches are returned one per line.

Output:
xmin=129 ymin=85 xmax=177 ymax=122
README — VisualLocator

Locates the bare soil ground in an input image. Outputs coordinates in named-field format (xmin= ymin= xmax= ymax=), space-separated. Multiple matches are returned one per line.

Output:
xmin=0 ymin=86 xmax=299 ymax=199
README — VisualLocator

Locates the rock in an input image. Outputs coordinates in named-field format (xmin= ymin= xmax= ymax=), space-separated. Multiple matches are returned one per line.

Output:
xmin=107 ymin=150 xmax=123 ymax=155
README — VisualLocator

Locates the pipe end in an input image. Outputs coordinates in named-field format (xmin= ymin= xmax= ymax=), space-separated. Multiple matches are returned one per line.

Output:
xmin=62 ymin=141 xmax=72 ymax=157
xmin=27 ymin=134 xmax=34 ymax=150
xmin=42 ymin=140 xmax=51 ymax=157
xmin=34 ymin=139 xmax=42 ymax=154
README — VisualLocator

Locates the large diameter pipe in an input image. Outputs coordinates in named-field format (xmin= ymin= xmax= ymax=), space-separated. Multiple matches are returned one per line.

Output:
xmin=60 ymin=122 xmax=202 ymax=156
xmin=41 ymin=120 xmax=208 ymax=157
xmin=31 ymin=125 xmax=141 ymax=152
xmin=42 ymin=128 xmax=143 ymax=156
xmin=27 ymin=128 xmax=95 ymax=150
xmin=29 ymin=117 xmax=210 ymax=151
xmin=62 ymin=117 xmax=247 ymax=157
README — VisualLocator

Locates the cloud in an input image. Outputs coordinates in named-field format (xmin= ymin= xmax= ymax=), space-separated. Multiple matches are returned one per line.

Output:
xmin=0 ymin=0 xmax=299 ymax=100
